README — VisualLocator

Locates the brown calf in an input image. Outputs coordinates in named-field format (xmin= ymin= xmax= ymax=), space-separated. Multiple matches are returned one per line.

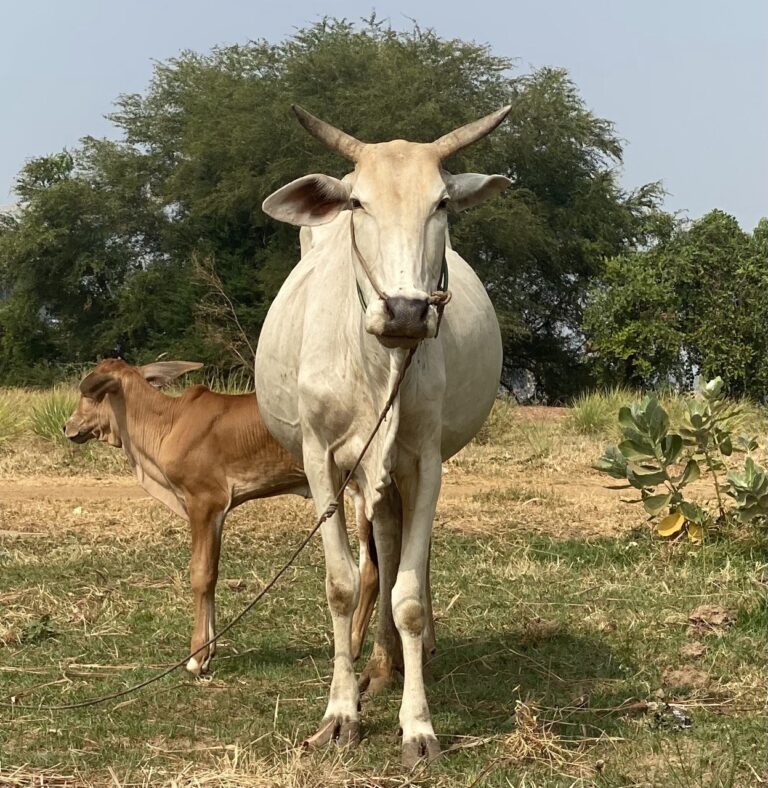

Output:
xmin=64 ymin=358 xmax=429 ymax=681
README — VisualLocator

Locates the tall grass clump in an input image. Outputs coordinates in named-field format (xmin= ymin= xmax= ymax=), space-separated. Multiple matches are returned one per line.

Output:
xmin=0 ymin=392 xmax=23 ymax=444
xmin=474 ymin=395 xmax=517 ymax=445
xmin=565 ymin=387 xmax=636 ymax=436
xmin=28 ymin=386 xmax=79 ymax=444
xmin=205 ymin=367 xmax=254 ymax=395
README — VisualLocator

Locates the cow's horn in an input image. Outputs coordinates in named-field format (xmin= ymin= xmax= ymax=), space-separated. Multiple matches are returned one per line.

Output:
xmin=433 ymin=105 xmax=512 ymax=159
xmin=292 ymin=105 xmax=363 ymax=161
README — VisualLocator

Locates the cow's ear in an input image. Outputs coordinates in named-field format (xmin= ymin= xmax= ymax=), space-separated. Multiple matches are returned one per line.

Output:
xmin=444 ymin=173 xmax=511 ymax=211
xmin=262 ymin=174 xmax=351 ymax=226
xmin=80 ymin=372 xmax=120 ymax=402
xmin=139 ymin=361 xmax=204 ymax=388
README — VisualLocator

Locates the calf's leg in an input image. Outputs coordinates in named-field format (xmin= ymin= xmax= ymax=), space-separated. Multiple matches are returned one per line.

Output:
xmin=186 ymin=500 xmax=225 ymax=676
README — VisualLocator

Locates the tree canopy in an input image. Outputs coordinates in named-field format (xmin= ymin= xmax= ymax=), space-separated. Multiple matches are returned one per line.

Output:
xmin=1 ymin=18 xmax=666 ymax=393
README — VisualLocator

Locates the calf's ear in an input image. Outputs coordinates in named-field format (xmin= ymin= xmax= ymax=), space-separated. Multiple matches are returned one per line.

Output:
xmin=262 ymin=174 xmax=351 ymax=226
xmin=80 ymin=372 xmax=120 ymax=402
xmin=444 ymin=173 xmax=512 ymax=211
xmin=139 ymin=361 xmax=204 ymax=388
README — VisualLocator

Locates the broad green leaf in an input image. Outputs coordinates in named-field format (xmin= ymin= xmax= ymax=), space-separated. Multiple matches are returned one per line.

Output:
xmin=679 ymin=458 xmax=700 ymax=486
xmin=642 ymin=492 xmax=672 ymax=516
xmin=648 ymin=402 xmax=670 ymax=444
xmin=618 ymin=439 xmax=656 ymax=461
xmin=617 ymin=406 xmax=636 ymax=431
xmin=627 ymin=466 xmax=667 ymax=488
xmin=661 ymin=434 xmax=683 ymax=465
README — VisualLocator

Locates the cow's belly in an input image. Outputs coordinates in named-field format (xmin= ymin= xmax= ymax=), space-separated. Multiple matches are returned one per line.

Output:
xmin=256 ymin=250 xmax=502 ymax=465
xmin=254 ymin=258 xmax=312 ymax=461
xmin=438 ymin=251 xmax=503 ymax=459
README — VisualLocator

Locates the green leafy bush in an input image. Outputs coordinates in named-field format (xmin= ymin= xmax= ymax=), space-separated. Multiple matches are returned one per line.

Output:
xmin=594 ymin=377 xmax=768 ymax=539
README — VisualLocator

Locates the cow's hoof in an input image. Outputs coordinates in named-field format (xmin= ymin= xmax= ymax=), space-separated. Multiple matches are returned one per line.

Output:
xmin=402 ymin=734 xmax=440 ymax=768
xmin=303 ymin=715 xmax=360 ymax=749
xmin=185 ymin=654 xmax=212 ymax=677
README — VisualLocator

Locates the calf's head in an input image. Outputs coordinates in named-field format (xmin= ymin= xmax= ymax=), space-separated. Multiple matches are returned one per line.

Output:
xmin=262 ymin=106 xmax=512 ymax=348
xmin=64 ymin=359 xmax=203 ymax=446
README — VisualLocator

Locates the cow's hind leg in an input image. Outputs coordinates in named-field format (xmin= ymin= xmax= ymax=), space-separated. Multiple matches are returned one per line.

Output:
xmin=186 ymin=499 xmax=225 ymax=676
xmin=359 ymin=485 xmax=403 ymax=696
xmin=351 ymin=492 xmax=378 ymax=661
xmin=303 ymin=442 xmax=360 ymax=748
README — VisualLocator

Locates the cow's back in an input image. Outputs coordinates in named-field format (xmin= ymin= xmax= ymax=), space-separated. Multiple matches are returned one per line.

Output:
xmin=161 ymin=387 xmax=305 ymax=502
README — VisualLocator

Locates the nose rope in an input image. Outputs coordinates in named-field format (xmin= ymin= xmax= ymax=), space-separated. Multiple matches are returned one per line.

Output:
xmin=350 ymin=213 xmax=452 ymax=333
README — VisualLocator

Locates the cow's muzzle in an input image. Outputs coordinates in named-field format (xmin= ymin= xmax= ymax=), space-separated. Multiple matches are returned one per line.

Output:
xmin=365 ymin=295 xmax=439 ymax=348
xmin=63 ymin=422 xmax=92 ymax=444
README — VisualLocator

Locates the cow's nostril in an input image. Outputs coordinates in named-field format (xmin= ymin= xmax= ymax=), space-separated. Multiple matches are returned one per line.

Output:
xmin=384 ymin=296 xmax=429 ymax=326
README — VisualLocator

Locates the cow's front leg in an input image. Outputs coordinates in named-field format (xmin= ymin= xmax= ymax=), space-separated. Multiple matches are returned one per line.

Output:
xmin=303 ymin=443 xmax=361 ymax=748
xmin=394 ymin=454 xmax=442 ymax=767
xmin=186 ymin=500 xmax=225 ymax=676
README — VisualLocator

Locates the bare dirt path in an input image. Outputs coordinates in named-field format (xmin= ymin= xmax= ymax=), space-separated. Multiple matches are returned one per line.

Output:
xmin=0 ymin=468 xmax=621 ymax=505
xmin=0 ymin=477 xmax=147 ymax=502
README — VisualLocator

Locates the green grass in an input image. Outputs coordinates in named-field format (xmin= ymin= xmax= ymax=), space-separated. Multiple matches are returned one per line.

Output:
xmin=0 ymin=391 xmax=22 ymax=444
xmin=565 ymin=387 xmax=636 ymax=437
xmin=1 ymin=501 xmax=765 ymax=787
xmin=27 ymin=385 xmax=80 ymax=444
xmin=473 ymin=395 xmax=517 ymax=445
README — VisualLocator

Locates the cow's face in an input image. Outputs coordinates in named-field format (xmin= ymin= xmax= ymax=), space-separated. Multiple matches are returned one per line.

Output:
xmin=262 ymin=106 xmax=512 ymax=348
xmin=64 ymin=359 xmax=203 ymax=446
xmin=65 ymin=380 xmax=122 ymax=447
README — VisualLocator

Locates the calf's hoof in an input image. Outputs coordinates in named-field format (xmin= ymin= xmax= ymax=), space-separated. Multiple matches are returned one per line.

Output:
xmin=185 ymin=653 xmax=212 ymax=677
xmin=402 ymin=734 xmax=441 ymax=768
xmin=303 ymin=715 xmax=360 ymax=749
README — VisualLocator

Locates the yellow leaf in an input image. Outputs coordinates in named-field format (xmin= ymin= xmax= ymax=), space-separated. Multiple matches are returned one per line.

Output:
xmin=687 ymin=522 xmax=704 ymax=543
xmin=657 ymin=511 xmax=685 ymax=537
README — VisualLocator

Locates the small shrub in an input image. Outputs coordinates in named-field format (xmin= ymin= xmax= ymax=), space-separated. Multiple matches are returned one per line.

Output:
xmin=28 ymin=386 xmax=79 ymax=444
xmin=594 ymin=377 xmax=768 ymax=540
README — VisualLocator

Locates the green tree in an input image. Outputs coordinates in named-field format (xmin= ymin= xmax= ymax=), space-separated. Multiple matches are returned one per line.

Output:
xmin=0 ymin=18 xmax=662 ymax=392
xmin=585 ymin=211 xmax=768 ymax=398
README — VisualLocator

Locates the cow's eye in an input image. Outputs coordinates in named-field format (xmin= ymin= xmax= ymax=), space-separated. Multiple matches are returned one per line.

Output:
xmin=437 ymin=197 xmax=450 ymax=210
xmin=350 ymin=197 xmax=362 ymax=210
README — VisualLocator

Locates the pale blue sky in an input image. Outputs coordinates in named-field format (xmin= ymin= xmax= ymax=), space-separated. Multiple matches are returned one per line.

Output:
xmin=1 ymin=0 xmax=765 ymax=229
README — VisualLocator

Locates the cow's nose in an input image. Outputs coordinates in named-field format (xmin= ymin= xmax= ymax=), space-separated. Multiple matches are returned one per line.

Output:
xmin=383 ymin=296 xmax=429 ymax=333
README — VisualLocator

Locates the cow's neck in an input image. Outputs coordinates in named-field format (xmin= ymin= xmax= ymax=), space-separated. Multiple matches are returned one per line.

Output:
xmin=113 ymin=379 xmax=177 ymax=488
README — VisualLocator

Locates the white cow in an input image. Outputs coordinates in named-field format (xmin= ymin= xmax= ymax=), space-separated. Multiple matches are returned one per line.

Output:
xmin=255 ymin=106 xmax=509 ymax=766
